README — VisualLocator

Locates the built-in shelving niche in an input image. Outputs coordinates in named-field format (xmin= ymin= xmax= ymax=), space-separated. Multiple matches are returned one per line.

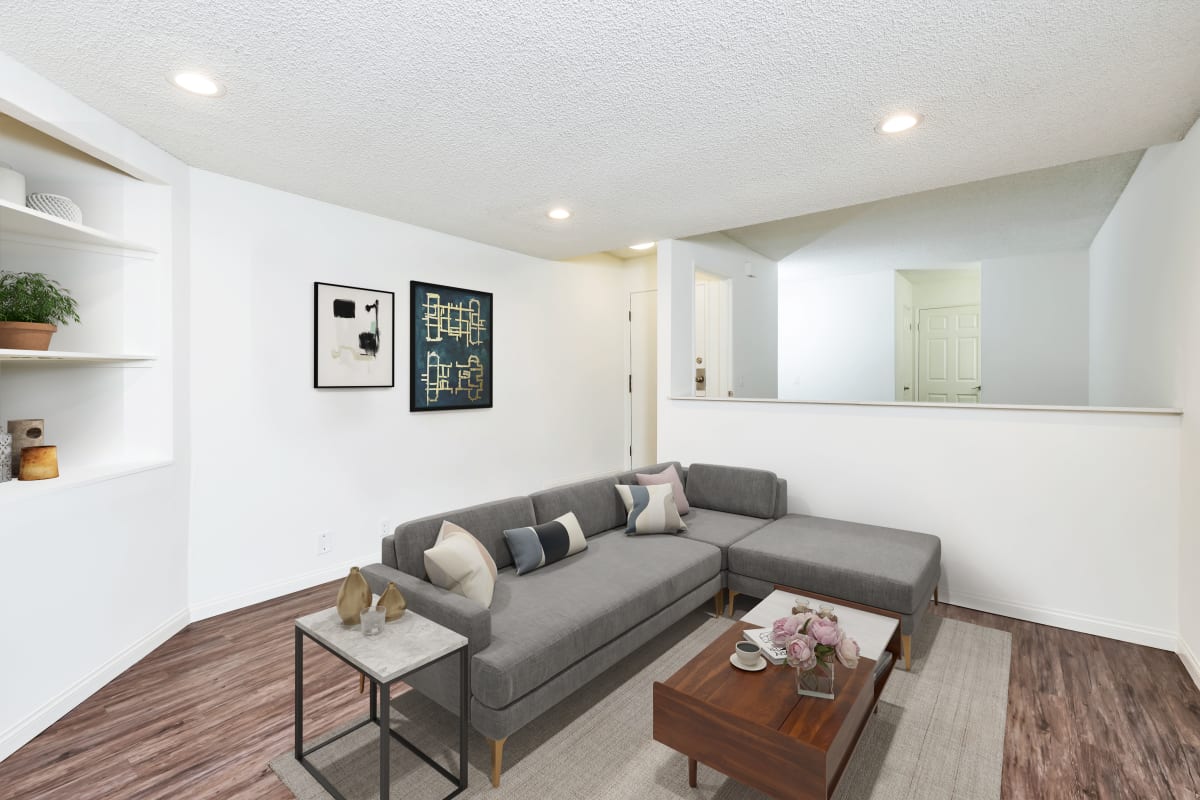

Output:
xmin=0 ymin=112 xmax=172 ymax=500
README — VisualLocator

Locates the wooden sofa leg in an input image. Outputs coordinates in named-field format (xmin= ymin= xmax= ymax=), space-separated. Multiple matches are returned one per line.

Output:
xmin=727 ymin=591 xmax=739 ymax=617
xmin=713 ymin=590 xmax=725 ymax=617
xmin=489 ymin=737 xmax=507 ymax=788
xmin=933 ymin=584 xmax=939 ymax=606
xmin=902 ymin=634 xmax=912 ymax=671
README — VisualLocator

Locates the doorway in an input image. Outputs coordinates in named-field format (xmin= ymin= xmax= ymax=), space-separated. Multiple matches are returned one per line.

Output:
xmin=694 ymin=270 xmax=733 ymax=398
xmin=918 ymin=304 xmax=982 ymax=402
xmin=627 ymin=290 xmax=657 ymax=468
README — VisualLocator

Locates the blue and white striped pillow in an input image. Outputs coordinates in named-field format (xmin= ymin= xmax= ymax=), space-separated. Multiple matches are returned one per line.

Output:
xmin=502 ymin=512 xmax=588 ymax=575
xmin=615 ymin=484 xmax=688 ymax=535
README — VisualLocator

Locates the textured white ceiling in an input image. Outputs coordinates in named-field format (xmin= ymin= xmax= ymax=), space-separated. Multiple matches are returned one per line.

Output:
xmin=1 ymin=2 xmax=1197 ymax=259
xmin=726 ymin=151 xmax=1141 ymax=278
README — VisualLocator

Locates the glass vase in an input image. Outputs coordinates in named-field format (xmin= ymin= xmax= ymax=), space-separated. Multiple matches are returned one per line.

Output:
xmin=796 ymin=659 xmax=836 ymax=699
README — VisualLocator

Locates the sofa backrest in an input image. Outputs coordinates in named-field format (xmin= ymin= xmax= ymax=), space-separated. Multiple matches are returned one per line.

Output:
xmin=388 ymin=496 xmax=535 ymax=579
xmin=530 ymin=475 xmax=626 ymax=537
xmin=685 ymin=463 xmax=779 ymax=519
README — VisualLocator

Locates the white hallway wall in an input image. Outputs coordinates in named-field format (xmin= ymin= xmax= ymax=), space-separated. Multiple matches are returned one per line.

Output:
xmin=778 ymin=268 xmax=896 ymax=402
xmin=187 ymin=170 xmax=632 ymax=617
xmin=981 ymin=250 xmax=1090 ymax=406
xmin=1089 ymin=118 xmax=1200 ymax=683
xmin=658 ymin=242 xmax=1181 ymax=652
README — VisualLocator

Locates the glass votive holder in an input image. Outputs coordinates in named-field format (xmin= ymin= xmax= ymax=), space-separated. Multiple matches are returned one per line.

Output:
xmin=361 ymin=607 xmax=386 ymax=636
xmin=818 ymin=603 xmax=835 ymax=619
xmin=792 ymin=598 xmax=811 ymax=614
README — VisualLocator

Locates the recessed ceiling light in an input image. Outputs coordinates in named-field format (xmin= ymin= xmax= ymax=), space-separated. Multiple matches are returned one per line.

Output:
xmin=877 ymin=112 xmax=921 ymax=134
xmin=547 ymin=207 xmax=571 ymax=220
xmin=170 ymin=71 xmax=225 ymax=97
xmin=629 ymin=242 xmax=655 ymax=250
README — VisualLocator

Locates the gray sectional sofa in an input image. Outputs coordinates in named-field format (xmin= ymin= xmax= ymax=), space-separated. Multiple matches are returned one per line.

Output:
xmin=361 ymin=461 xmax=940 ymax=787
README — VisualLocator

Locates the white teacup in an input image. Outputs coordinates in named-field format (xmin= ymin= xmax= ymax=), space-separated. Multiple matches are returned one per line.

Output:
xmin=735 ymin=641 xmax=761 ymax=667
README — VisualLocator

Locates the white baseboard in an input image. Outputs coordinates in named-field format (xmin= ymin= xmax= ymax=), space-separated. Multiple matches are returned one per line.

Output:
xmin=948 ymin=591 xmax=1177 ymax=651
xmin=0 ymin=607 xmax=189 ymax=762
xmin=188 ymin=555 xmax=373 ymax=622
xmin=1179 ymin=637 xmax=1200 ymax=690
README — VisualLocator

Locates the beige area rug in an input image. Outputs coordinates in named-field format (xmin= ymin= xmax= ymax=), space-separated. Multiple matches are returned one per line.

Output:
xmin=272 ymin=610 xmax=1010 ymax=800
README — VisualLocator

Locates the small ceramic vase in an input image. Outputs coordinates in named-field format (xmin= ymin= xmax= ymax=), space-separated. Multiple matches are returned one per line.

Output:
xmin=377 ymin=582 xmax=407 ymax=621
xmin=0 ymin=432 xmax=12 ymax=484
xmin=336 ymin=566 xmax=372 ymax=625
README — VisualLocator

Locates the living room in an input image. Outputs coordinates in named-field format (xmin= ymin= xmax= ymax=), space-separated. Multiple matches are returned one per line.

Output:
xmin=1 ymin=3 xmax=1198 ymax=799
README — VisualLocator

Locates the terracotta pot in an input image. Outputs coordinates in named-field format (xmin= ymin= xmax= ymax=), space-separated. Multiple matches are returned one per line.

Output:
xmin=0 ymin=322 xmax=57 ymax=350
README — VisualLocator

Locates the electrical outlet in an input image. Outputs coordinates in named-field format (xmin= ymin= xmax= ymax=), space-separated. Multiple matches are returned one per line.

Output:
xmin=380 ymin=519 xmax=392 ymax=536
xmin=317 ymin=531 xmax=332 ymax=556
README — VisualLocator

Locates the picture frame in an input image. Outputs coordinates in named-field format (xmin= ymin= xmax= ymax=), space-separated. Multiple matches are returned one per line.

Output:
xmin=410 ymin=280 xmax=493 ymax=411
xmin=313 ymin=282 xmax=395 ymax=388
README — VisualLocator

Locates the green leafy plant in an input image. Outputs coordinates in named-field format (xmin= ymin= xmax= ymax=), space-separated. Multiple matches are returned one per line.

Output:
xmin=0 ymin=271 xmax=81 ymax=326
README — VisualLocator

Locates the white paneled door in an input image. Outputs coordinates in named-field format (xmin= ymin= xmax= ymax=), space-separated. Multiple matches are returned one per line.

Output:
xmin=628 ymin=290 xmax=657 ymax=468
xmin=918 ymin=305 xmax=981 ymax=403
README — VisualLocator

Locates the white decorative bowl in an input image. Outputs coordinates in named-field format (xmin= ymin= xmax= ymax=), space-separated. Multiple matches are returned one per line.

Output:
xmin=26 ymin=193 xmax=83 ymax=225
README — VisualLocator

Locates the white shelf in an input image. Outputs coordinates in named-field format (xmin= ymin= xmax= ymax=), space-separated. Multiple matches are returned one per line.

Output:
xmin=0 ymin=348 xmax=155 ymax=363
xmin=0 ymin=197 xmax=157 ymax=254
xmin=0 ymin=459 xmax=174 ymax=507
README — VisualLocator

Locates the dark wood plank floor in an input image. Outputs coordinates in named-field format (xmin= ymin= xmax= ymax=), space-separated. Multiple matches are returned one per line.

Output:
xmin=1 ymin=582 xmax=1198 ymax=799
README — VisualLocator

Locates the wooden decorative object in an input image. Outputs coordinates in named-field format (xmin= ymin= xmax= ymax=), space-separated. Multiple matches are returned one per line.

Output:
xmin=6 ymin=419 xmax=44 ymax=479
xmin=377 ymin=582 xmax=407 ymax=621
xmin=335 ymin=567 xmax=372 ymax=625
xmin=19 ymin=445 xmax=58 ymax=480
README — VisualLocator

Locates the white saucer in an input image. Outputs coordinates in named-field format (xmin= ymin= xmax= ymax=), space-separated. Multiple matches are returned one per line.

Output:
xmin=730 ymin=653 xmax=767 ymax=672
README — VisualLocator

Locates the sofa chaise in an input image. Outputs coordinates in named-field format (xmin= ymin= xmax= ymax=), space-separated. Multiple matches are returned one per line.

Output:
xmin=361 ymin=461 xmax=940 ymax=787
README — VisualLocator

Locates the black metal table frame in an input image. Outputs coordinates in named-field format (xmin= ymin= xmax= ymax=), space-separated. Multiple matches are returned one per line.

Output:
xmin=294 ymin=626 xmax=469 ymax=800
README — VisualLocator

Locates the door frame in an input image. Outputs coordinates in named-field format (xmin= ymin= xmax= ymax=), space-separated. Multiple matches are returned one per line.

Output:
xmin=626 ymin=289 xmax=657 ymax=469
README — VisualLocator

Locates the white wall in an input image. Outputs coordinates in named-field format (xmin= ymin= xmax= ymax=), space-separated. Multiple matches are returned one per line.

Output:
xmin=663 ymin=234 xmax=778 ymax=398
xmin=982 ymin=251 xmax=1090 ymax=406
xmin=0 ymin=52 xmax=191 ymax=761
xmin=1088 ymin=119 xmax=1200 ymax=684
xmin=778 ymin=268 xmax=895 ymax=401
xmin=658 ymin=227 xmax=1182 ymax=653
xmin=1090 ymin=153 xmax=1181 ymax=408
xmin=909 ymin=269 xmax=980 ymax=311
xmin=187 ymin=170 xmax=632 ymax=617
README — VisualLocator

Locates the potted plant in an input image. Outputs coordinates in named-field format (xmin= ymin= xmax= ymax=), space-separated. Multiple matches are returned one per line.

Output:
xmin=0 ymin=271 xmax=81 ymax=350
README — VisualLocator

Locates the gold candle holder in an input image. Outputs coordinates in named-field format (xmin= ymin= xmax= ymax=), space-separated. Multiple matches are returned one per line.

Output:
xmin=19 ymin=445 xmax=59 ymax=481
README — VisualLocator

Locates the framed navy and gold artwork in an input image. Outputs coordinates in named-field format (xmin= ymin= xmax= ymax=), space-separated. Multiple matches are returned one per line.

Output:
xmin=410 ymin=281 xmax=493 ymax=411
xmin=313 ymin=282 xmax=395 ymax=388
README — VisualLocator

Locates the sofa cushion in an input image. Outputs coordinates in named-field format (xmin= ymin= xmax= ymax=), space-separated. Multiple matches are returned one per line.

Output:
xmin=616 ymin=461 xmax=685 ymax=486
xmin=678 ymin=508 xmax=772 ymax=569
xmin=423 ymin=521 xmax=498 ymax=607
xmin=393 ymin=497 xmax=535 ymax=579
xmin=472 ymin=528 xmax=721 ymax=708
xmin=503 ymin=512 xmax=588 ymax=575
xmin=686 ymin=463 xmax=778 ymax=519
xmin=637 ymin=464 xmax=690 ymax=515
xmin=616 ymin=484 xmax=687 ymax=535
xmin=530 ymin=475 xmax=625 ymax=537
xmin=728 ymin=515 xmax=941 ymax=615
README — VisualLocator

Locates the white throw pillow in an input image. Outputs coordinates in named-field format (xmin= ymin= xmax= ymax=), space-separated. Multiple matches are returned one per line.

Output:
xmin=423 ymin=520 xmax=496 ymax=607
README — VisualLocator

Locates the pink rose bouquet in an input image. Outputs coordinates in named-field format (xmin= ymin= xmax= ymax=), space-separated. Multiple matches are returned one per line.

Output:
xmin=773 ymin=610 xmax=860 ymax=675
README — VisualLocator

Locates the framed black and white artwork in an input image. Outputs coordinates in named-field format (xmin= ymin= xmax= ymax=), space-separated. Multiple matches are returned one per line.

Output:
xmin=410 ymin=281 xmax=493 ymax=411
xmin=313 ymin=282 xmax=395 ymax=388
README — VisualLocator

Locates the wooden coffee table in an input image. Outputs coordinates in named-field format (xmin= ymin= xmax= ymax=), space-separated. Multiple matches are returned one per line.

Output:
xmin=652 ymin=587 xmax=900 ymax=800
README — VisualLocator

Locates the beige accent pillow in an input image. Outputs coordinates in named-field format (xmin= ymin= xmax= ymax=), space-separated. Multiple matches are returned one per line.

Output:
xmin=423 ymin=521 xmax=496 ymax=607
